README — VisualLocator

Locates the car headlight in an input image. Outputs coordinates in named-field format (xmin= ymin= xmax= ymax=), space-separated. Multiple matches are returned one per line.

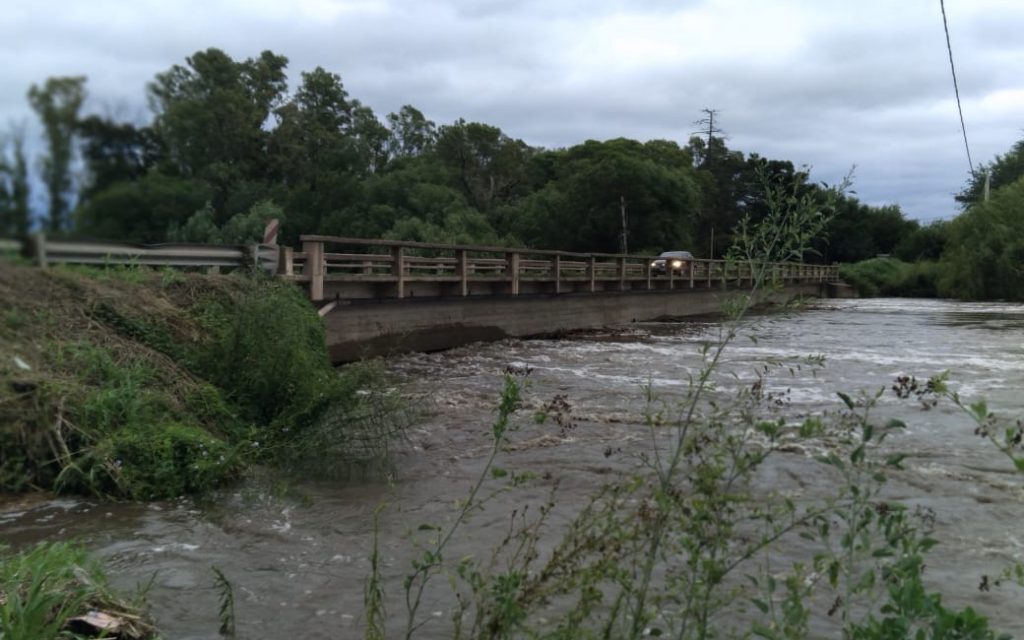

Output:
xmin=650 ymin=261 xmax=657 ymax=267
xmin=671 ymin=260 xmax=683 ymax=268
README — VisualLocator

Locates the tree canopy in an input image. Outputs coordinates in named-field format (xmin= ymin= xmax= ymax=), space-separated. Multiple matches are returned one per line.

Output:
xmin=9 ymin=46 xmax=944 ymax=274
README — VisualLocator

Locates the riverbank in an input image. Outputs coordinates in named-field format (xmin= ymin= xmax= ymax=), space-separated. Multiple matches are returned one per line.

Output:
xmin=0 ymin=262 xmax=401 ymax=500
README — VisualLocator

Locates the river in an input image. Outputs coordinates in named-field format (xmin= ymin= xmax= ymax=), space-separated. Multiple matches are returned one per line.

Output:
xmin=3 ymin=298 xmax=1024 ymax=638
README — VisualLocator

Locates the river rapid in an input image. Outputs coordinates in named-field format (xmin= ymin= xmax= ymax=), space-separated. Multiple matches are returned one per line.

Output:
xmin=3 ymin=298 xmax=1024 ymax=638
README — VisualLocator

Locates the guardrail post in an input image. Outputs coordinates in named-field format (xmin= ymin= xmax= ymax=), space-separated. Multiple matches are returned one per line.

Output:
xmin=302 ymin=240 xmax=324 ymax=301
xmin=30 ymin=233 xmax=47 ymax=269
xmin=618 ymin=257 xmax=627 ymax=291
xmin=457 ymin=249 xmax=468 ymax=296
xmin=554 ymin=254 xmax=561 ymax=294
xmin=393 ymin=246 xmax=405 ymax=299
xmin=587 ymin=256 xmax=596 ymax=293
xmin=277 ymin=246 xmax=294 ymax=276
xmin=507 ymin=251 xmax=520 ymax=295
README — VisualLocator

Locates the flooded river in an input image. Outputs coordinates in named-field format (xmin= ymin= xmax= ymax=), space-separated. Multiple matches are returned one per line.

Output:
xmin=3 ymin=298 xmax=1024 ymax=637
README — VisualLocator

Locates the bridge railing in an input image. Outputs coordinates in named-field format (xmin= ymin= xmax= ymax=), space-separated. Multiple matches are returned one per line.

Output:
xmin=285 ymin=236 xmax=839 ymax=301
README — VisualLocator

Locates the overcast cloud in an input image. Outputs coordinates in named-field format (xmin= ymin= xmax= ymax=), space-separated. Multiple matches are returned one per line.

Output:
xmin=3 ymin=0 xmax=1022 ymax=221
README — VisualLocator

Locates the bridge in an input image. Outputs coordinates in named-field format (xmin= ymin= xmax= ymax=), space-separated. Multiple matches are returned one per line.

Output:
xmin=11 ymin=231 xmax=846 ymax=362
xmin=280 ymin=236 xmax=844 ymax=362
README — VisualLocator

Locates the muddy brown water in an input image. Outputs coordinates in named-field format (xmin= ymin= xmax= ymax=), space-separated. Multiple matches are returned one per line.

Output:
xmin=3 ymin=298 xmax=1024 ymax=638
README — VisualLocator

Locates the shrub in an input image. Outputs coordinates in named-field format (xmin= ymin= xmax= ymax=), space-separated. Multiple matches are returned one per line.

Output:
xmin=840 ymin=257 xmax=939 ymax=297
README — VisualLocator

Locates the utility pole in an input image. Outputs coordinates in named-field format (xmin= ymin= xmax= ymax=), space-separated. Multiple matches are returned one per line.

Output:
xmin=619 ymin=195 xmax=628 ymax=254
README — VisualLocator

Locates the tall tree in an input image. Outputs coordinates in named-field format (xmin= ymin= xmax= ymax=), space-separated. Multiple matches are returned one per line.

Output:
xmin=510 ymin=138 xmax=700 ymax=253
xmin=0 ymin=128 xmax=31 ymax=237
xmin=28 ymin=76 xmax=86 ymax=232
xmin=435 ymin=119 xmax=533 ymax=214
xmin=148 ymin=48 xmax=288 ymax=215
xmin=386 ymin=105 xmax=437 ymax=159
xmin=269 ymin=66 xmax=380 ymax=235
xmin=77 ymin=116 xmax=159 ymax=202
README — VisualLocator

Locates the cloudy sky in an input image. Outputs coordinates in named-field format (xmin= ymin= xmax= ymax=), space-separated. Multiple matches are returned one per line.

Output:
xmin=3 ymin=0 xmax=1022 ymax=222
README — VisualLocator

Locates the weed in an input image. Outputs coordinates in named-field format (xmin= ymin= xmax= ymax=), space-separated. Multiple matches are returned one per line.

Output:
xmin=212 ymin=566 xmax=236 ymax=638
xmin=0 ymin=542 xmax=157 ymax=639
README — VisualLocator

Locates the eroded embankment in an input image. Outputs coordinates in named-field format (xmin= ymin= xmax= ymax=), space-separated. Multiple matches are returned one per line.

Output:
xmin=0 ymin=262 xmax=396 ymax=500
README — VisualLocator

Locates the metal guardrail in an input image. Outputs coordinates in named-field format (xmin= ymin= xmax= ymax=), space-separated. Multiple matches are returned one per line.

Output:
xmin=0 ymin=234 xmax=276 ymax=272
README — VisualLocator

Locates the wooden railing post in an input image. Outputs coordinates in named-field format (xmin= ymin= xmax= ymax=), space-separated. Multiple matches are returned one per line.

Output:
xmin=393 ymin=246 xmax=405 ymax=298
xmin=587 ymin=256 xmax=596 ymax=293
xmin=689 ymin=260 xmax=695 ymax=288
xmin=554 ymin=254 xmax=561 ymax=294
xmin=619 ymin=257 xmax=627 ymax=291
xmin=302 ymin=240 xmax=324 ymax=301
xmin=457 ymin=249 xmax=469 ymax=296
xmin=646 ymin=258 xmax=652 ymax=290
xmin=507 ymin=251 xmax=520 ymax=295
xmin=706 ymin=260 xmax=712 ymax=288
xmin=668 ymin=261 xmax=675 ymax=289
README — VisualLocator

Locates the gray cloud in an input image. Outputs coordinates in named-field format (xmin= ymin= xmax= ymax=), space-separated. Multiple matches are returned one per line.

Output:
xmin=1 ymin=0 xmax=1020 ymax=223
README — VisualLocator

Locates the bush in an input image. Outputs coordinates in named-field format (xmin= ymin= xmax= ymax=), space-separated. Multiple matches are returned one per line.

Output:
xmin=189 ymin=277 xmax=343 ymax=437
xmin=840 ymin=257 xmax=939 ymax=297
xmin=937 ymin=176 xmax=1024 ymax=300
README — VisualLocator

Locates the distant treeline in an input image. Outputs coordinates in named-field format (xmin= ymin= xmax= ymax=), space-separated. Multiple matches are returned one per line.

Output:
xmin=0 ymin=47 xmax=1019 ymax=294
xmin=839 ymin=137 xmax=1024 ymax=300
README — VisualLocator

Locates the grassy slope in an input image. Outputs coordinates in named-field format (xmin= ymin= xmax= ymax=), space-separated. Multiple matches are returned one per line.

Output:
xmin=0 ymin=263 xmax=394 ymax=500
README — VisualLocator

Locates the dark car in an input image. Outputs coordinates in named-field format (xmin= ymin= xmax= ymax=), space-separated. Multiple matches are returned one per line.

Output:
xmin=650 ymin=250 xmax=694 ymax=275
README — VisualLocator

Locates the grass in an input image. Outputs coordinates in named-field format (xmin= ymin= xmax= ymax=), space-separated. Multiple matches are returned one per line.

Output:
xmin=0 ymin=542 xmax=157 ymax=639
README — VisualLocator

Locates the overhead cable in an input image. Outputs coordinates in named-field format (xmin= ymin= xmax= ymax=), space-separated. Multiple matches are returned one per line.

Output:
xmin=940 ymin=0 xmax=974 ymax=173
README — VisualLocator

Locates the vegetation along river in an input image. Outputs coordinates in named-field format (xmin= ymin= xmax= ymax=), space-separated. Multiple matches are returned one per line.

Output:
xmin=3 ymin=297 xmax=1024 ymax=638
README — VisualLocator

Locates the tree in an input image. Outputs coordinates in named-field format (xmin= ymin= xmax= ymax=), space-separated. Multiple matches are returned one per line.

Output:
xmin=28 ymin=76 xmax=87 ymax=233
xmin=956 ymin=138 xmax=1024 ymax=208
xmin=815 ymin=197 xmax=918 ymax=264
xmin=510 ymin=139 xmax=701 ymax=253
xmin=268 ymin=66 xmax=385 ymax=238
xmin=435 ymin=119 xmax=533 ymax=214
xmin=0 ymin=128 xmax=30 ymax=237
xmin=148 ymin=48 xmax=288 ymax=213
xmin=386 ymin=105 xmax=437 ymax=159
xmin=75 ymin=173 xmax=212 ymax=242
xmin=77 ymin=116 xmax=159 ymax=203
xmin=940 ymin=176 xmax=1024 ymax=300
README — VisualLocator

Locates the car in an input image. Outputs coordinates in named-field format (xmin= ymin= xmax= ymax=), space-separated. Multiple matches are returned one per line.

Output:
xmin=650 ymin=250 xmax=694 ymax=275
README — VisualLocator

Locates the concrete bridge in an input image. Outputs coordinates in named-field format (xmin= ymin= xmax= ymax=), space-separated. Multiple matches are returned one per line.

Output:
xmin=277 ymin=236 xmax=846 ymax=362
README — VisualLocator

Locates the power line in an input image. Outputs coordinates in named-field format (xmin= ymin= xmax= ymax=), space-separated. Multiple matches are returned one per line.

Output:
xmin=940 ymin=0 xmax=974 ymax=173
